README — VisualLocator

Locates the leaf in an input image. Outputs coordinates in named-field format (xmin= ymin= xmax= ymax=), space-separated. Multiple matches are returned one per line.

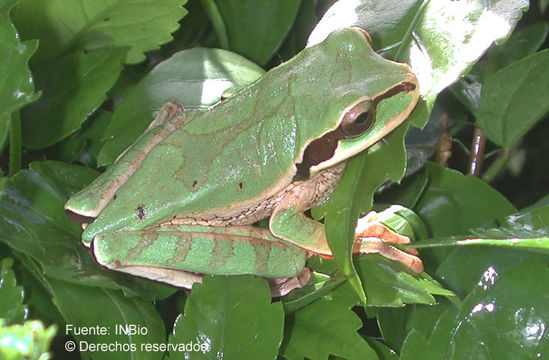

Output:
xmin=280 ymin=286 xmax=377 ymax=360
xmin=50 ymin=279 xmax=166 ymax=360
xmin=377 ymin=166 xmax=429 ymax=209
xmin=12 ymin=0 xmax=188 ymax=64
xmin=170 ymin=276 xmax=283 ymax=359
xmin=98 ymin=48 xmax=265 ymax=166
xmin=413 ymin=162 xmax=516 ymax=271
xmin=308 ymin=0 xmax=421 ymax=50
xmin=409 ymin=205 xmax=549 ymax=254
xmin=0 ymin=258 xmax=27 ymax=324
xmin=426 ymin=205 xmax=549 ymax=296
xmin=400 ymin=260 xmax=549 ymax=359
xmin=274 ymin=0 xmax=318 ymax=62
xmin=376 ymin=298 xmax=458 ymax=353
xmin=20 ymin=48 xmax=126 ymax=149
xmin=408 ymin=0 xmax=529 ymax=109
xmin=313 ymin=123 xmax=410 ymax=303
xmin=476 ymin=49 xmax=549 ymax=147
xmin=365 ymin=338 xmax=399 ymax=360
xmin=0 ymin=161 xmax=175 ymax=299
xmin=54 ymin=110 xmax=112 ymax=168
xmin=355 ymin=256 xmax=454 ymax=307
xmin=210 ymin=0 xmax=301 ymax=65
xmin=483 ymin=22 xmax=548 ymax=74
xmin=0 ymin=0 xmax=39 ymax=154
xmin=415 ymin=163 xmax=516 ymax=238
xmin=0 ymin=319 xmax=56 ymax=360
xmin=451 ymin=22 xmax=548 ymax=112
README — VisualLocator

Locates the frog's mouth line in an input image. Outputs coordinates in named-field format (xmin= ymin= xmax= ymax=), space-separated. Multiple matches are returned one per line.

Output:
xmin=293 ymin=81 xmax=417 ymax=181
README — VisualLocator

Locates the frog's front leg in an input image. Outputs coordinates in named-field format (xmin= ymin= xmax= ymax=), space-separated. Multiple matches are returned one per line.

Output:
xmin=269 ymin=181 xmax=424 ymax=274
xmin=92 ymin=224 xmax=310 ymax=296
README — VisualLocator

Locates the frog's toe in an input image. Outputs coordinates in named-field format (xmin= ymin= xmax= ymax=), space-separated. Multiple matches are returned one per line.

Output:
xmin=267 ymin=268 xmax=311 ymax=297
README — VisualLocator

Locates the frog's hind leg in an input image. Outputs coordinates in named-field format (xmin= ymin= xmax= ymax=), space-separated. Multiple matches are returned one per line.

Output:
xmin=92 ymin=224 xmax=310 ymax=296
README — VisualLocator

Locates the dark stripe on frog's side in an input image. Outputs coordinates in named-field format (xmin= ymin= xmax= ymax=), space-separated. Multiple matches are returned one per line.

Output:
xmin=169 ymin=235 xmax=194 ymax=264
xmin=252 ymin=241 xmax=271 ymax=275
xmin=208 ymin=240 xmax=235 ymax=270
xmin=123 ymin=232 xmax=159 ymax=263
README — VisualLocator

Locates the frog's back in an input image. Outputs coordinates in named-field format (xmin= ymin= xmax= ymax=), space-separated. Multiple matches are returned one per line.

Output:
xmin=116 ymin=92 xmax=303 ymax=223
xmin=81 ymin=27 xmax=409 ymax=238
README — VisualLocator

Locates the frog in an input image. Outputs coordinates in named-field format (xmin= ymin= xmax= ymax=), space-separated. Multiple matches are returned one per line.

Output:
xmin=65 ymin=27 xmax=422 ymax=296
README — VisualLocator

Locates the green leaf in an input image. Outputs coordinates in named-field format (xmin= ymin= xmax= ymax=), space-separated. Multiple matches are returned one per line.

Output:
xmin=416 ymin=163 xmax=516 ymax=238
xmin=366 ymin=338 xmax=399 ymax=360
xmin=20 ymin=48 xmax=126 ymax=149
xmin=0 ymin=258 xmax=27 ymax=324
xmin=54 ymin=110 xmax=112 ymax=168
xmin=451 ymin=22 xmax=548 ymax=113
xmin=50 ymin=279 xmax=166 ymax=360
xmin=0 ymin=319 xmax=56 ymax=360
xmin=409 ymin=205 xmax=549 ymax=254
xmin=414 ymin=162 xmax=516 ymax=271
xmin=170 ymin=275 xmax=283 ymax=359
xmin=484 ymin=22 xmax=548 ymax=73
xmin=476 ymin=49 xmax=549 ymax=147
xmin=308 ymin=0 xmax=421 ymax=50
xmin=376 ymin=299 xmax=458 ymax=352
xmin=211 ymin=0 xmax=301 ymax=65
xmin=0 ymin=0 xmax=39 ymax=156
xmin=98 ymin=48 xmax=265 ymax=166
xmin=376 ymin=168 xmax=429 ymax=209
xmin=13 ymin=0 xmax=188 ymax=64
xmin=423 ymin=205 xmax=549 ymax=295
xmin=280 ymin=286 xmax=377 ymax=360
xmin=355 ymin=256 xmax=454 ymax=307
xmin=408 ymin=0 xmax=529 ymax=111
xmin=400 ymin=260 xmax=549 ymax=359
xmin=274 ymin=0 xmax=318 ymax=62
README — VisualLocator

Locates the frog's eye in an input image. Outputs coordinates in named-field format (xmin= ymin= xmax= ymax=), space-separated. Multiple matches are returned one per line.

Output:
xmin=340 ymin=100 xmax=375 ymax=138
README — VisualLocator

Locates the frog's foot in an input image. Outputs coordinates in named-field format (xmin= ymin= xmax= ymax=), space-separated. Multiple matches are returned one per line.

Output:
xmin=267 ymin=268 xmax=311 ymax=297
xmin=354 ymin=211 xmax=424 ymax=273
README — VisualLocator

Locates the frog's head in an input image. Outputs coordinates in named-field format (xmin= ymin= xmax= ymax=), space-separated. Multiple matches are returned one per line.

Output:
xmin=287 ymin=27 xmax=419 ymax=178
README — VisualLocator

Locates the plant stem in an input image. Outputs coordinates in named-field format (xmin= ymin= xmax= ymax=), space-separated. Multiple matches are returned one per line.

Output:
xmin=482 ymin=147 xmax=512 ymax=183
xmin=468 ymin=125 xmax=486 ymax=176
xmin=201 ymin=0 xmax=229 ymax=49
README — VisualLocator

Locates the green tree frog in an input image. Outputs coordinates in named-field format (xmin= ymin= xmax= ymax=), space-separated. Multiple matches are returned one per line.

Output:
xmin=65 ymin=27 xmax=422 ymax=296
